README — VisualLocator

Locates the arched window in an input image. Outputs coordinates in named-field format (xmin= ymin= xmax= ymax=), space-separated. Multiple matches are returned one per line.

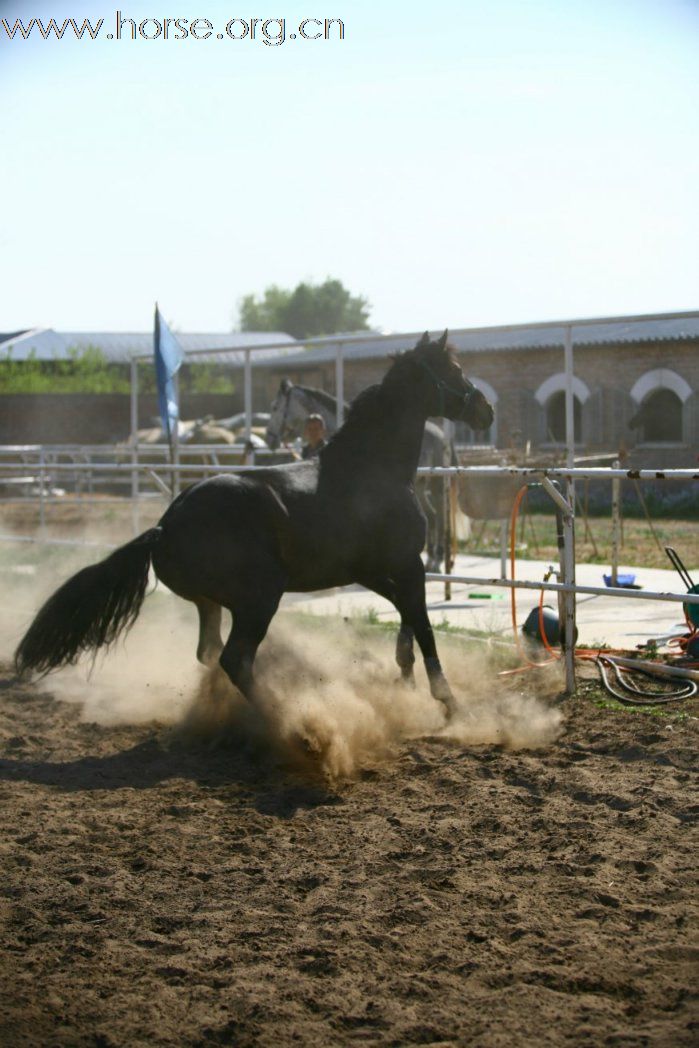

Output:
xmin=634 ymin=389 xmax=683 ymax=443
xmin=535 ymin=373 xmax=590 ymax=445
xmin=545 ymin=391 xmax=582 ymax=443
xmin=629 ymin=368 xmax=691 ymax=445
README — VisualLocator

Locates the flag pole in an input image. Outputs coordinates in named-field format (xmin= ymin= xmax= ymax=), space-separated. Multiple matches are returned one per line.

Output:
xmin=172 ymin=372 xmax=180 ymax=497
xmin=154 ymin=301 xmax=184 ymax=500
xmin=155 ymin=302 xmax=175 ymax=497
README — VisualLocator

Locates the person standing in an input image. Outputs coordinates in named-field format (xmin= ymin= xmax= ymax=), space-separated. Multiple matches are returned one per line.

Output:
xmin=301 ymin=413 xmax=327 ymax=459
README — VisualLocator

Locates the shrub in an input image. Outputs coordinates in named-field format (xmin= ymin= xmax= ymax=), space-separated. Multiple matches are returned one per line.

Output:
xmin=0 ymin=346 xmax=236 ymax=395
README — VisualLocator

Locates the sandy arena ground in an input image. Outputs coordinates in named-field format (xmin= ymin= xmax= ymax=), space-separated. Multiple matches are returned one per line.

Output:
xmin=0 ymin=567 xmax=697 ymax=1047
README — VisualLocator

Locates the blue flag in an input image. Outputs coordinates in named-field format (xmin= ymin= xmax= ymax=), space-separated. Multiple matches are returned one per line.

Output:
xmin=153 ymin=304 xmax=184 ymax=442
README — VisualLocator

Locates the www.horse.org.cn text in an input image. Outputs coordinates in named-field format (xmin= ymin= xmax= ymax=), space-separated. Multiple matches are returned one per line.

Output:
xmin=1 ymin=13 xmax=346 ymax=46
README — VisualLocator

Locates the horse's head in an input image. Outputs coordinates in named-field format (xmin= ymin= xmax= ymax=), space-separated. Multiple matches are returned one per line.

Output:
xmin=266 ymin=378 xmax=298 ymax=449
xmin=409 ymin=330 xmax=494 ymax=430
xmin=267 ymin=380 xmax=334 ymax=447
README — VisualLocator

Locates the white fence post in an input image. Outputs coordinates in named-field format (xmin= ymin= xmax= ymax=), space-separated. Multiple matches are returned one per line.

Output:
xmin=244 ymin=349 xmax=254 ymax=466
xmin=130 ymin=357 xmax=140 ymax=534
xmin=499 ymin=520 xmax=508 ymax=580
xmin=335 ymin=342 xmax=345 ymax=427
xmin=562 ymin=499 xmax=577 ymax=694
xmin=541 ymin=476 xmax=577 ymax=693
xmin=564 ymin=325 xmax=575 ymax=470
xmin=38 ymin=447 xmax=46 ymax=531
xmin=611 ymin=458 xmax=621 ymax=586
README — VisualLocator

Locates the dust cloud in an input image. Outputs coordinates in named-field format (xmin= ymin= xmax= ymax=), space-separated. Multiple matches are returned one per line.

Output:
xmin=175 ymin=617 xmax=563 ymax=779
xmin=1 ymin=535 xmax=563 ymax=780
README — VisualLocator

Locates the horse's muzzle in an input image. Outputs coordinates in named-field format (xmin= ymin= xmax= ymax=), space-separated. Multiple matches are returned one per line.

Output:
xmin=463 ymin=391 xmax=494 ymax=431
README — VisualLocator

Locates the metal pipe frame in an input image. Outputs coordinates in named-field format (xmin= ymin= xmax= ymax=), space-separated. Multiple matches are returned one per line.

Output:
xmin=2 ymin=459 xmax=696 ymax=697
xmin=124 ymin=308 xmax=699 ymax=481
xmin=421 ymin=466 xmax=699 ymax=481
xmin=423 ymin=573 xmax=699 ymax=606
xmin=2 ymin=461 xmax=696 ymax=481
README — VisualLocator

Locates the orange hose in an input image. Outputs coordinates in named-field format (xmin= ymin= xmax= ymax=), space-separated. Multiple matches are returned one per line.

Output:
xmin=500 ymin=484 xmax=698 ymax=680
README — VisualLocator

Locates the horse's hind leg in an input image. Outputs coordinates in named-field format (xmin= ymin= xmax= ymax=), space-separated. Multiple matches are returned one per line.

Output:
xmin=395 ymin=625 xmax=416 ymax=684
xmin=219 ymin=584 xmax=283 ymax=703
xmin=417 ymin=483 xmax=439 ymax=572
xmin=195 ymin=597 xmax=223 ymax=666
xmin=359 ymin=575 xmax=415 ymax=685
xmin=432 ymin=477 xmax=446 ymax=572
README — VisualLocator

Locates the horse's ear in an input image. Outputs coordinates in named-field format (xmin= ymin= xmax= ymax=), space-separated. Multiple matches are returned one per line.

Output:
xmin=417 ymin=331 xmax=430 ymax=349
xmin=437 ymin=329 xmax=449 ymax=351
xmin=280 ymin=377 xmax=292 ymax=392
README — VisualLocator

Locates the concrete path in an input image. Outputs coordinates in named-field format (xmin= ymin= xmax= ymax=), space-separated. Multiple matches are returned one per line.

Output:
xmin=281 ymin=552 xmax=698 ymax=651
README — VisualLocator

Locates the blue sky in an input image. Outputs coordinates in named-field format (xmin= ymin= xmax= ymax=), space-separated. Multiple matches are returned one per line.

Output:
xmin=1 ymin=0 xmax=698 ymax=333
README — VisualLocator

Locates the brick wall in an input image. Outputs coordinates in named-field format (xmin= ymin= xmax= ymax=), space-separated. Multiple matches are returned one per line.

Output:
xmin=267 ymin=340 xmax=698 ymax=465
xmin=0 ymin=393 xmax=240 ymax=445
xmin=3 ymin=341 xmax=696 ymax=465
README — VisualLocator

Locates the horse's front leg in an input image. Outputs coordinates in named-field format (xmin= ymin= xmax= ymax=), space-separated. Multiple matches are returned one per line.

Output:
xmin=391 ymin=556 xmax=457 ymax=717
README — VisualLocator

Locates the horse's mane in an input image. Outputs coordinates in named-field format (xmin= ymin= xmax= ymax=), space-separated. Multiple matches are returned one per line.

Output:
xmin=294 ymin=384 xmax=343 ymax=412
xmin=318 ymin=384 xmax=384 ymax=465
xmin=318 ymin=351 xmax=455 ymax=474
xmin=319 ymin=353 xmax=420 ymax=466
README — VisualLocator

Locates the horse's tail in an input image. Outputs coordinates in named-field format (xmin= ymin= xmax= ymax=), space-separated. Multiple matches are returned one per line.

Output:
xmin=14 ymin=527 xmax=162 ymax=678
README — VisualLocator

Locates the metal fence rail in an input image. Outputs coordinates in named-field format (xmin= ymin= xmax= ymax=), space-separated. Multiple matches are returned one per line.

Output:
xmin=1 ymin=454 xmax=696 ymax=694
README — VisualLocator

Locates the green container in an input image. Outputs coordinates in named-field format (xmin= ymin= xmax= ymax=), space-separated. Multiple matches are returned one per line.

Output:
xmin=685 ymin=584 xmax=699 ymax=628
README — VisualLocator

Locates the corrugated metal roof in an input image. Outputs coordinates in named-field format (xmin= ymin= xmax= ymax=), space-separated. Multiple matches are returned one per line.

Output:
xmin=0 ymin=329 xmax=297 ymax=364
xmin=1 ymin=314 xmax=696 ymax=369
xmin=260 ymin=315 xmax=699 ymax=368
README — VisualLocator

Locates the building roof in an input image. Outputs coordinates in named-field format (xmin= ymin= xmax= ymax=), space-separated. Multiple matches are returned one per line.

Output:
xmin=1 ymin=312 xmax=696 ymax=371
xmin=262 ymin=313 xmax=699 ymax=369
xmin=0 ymin=328 xmax=297 ymax=364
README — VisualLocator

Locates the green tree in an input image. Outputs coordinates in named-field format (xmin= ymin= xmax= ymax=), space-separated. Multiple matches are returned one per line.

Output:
xmin=237 ymin=278 xmax=371 ymax=339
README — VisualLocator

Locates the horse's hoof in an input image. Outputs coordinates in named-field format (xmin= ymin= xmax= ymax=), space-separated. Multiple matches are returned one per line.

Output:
xmin=439 ymin=696 xmax=458 ymax=720
xmin=430 ymin=678 xmax=458 ymax=719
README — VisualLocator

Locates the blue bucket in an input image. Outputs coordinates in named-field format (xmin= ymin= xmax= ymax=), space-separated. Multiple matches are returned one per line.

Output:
xmin=603 ymin=573 xmax=637 ymax=588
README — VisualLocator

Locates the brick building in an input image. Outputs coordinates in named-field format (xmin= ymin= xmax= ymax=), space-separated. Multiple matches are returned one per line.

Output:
xmin=260 ymin=314 xmax=699 ymax=468
xmin=2 ymin=315 xmax=697 ymax=466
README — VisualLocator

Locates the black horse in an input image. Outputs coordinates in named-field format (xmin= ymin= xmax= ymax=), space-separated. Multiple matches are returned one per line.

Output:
xmin=16 ymin=331 xmax=493 ymax=718
xmin=266 ymin=380 xmax=457 ymax=571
